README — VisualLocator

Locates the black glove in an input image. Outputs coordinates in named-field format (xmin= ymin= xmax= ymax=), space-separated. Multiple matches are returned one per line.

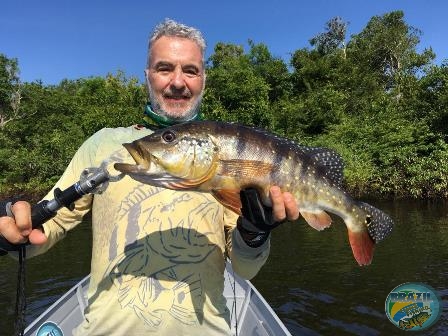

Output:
xmin=237 ymin=189 xmax=284 ymax=248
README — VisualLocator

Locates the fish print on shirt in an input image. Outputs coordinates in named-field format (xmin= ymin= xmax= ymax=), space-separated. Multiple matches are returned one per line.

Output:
xmin=103 ymin=184 xmax=223 ymax=330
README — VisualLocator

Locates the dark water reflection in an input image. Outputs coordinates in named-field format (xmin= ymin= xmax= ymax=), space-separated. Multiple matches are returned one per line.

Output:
xmin=0 ymin=200 xmax=447 ymax=335
xmin=0 ymin=218 xmax=92 ymax=335
xmin=253 ymin=199 xmax=448 ymax=335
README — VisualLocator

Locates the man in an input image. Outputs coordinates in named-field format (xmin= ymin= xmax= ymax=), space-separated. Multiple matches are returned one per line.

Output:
xmin=2 ymin=19 xmax=299 ymax=335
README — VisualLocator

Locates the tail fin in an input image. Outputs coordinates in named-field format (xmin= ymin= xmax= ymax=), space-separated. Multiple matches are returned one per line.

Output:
xmin=348 ymin=230 xmax=375 ymax=265
xmin=358 ymin=202 xmax=394 ymax=243
xmin=348 ymin=202 xmax=394 ymax=266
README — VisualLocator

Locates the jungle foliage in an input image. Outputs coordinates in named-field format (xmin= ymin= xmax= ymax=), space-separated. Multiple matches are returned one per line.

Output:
xmin=1 ymin=11 xmax=447 ymax=198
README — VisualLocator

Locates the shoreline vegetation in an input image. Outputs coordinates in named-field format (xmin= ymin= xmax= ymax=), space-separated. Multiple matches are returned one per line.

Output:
xmin=1 ymin=11 xmax=447 ymax=200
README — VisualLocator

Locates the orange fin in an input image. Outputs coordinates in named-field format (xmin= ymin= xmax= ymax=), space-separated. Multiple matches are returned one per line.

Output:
xmin=301 ymin=210 xmax=332 ymax=231
xmin=348 ymin=230 xmax=375 ymax=266
xmin=212 ymin=189 xmax=242 ymax=215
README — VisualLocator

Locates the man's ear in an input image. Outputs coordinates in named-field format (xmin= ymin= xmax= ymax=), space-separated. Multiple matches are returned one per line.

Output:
xmin=144 ymin=69 xmax=151 ymax=93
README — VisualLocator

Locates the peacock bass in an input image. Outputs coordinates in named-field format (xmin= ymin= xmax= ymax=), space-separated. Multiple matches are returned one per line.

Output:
xmin=114 ymin=120 xmax=394 ymax=266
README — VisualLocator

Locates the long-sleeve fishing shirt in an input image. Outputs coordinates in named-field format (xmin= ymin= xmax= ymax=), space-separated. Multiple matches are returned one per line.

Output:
xmin=25 ymin=125 xmax=270 ymax=336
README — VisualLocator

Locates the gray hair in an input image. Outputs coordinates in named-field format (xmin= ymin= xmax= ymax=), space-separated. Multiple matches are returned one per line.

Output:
xmin=146 ymin=18 xmax=206 ymax=68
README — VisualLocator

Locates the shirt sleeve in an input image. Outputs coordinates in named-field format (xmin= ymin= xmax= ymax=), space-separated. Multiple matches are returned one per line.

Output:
xmin=223 ymin=208 xmax=270 ymax=280
xmin=24 ymin=130 xmax=104 ymax=257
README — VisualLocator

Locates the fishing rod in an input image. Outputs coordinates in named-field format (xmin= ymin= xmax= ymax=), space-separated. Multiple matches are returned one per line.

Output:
xmin=0 ymin=162 xmax=123 ymax=255
xmin=0 ymin=161 xmax=123 ymax=335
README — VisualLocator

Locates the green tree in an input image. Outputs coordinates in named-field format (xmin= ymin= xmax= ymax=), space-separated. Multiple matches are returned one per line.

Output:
xmin=0 ymin=70 xmax=145 ymax=194
xmin=2 ymin=10 xmax=448 ymax=199
xmin=0 ymin=54 xmax=27 ymax=129
xmin=247 ymin=40 xmax=292 ymax=102
xmin=347 ymin=11 xmax=434 ymax=94
xmin=204 ymin=42 xmax=271 ymax=127
xmin=310 ymin=17 xmax=348 ymax=58
xmin=74 ymin=72 xmax=145 ymax=136
xmin=418 ymin=63 xmax=448 ymax=136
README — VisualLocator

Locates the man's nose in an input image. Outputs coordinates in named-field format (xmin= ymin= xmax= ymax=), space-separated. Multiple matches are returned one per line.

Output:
xmin=170 ymin=68 xmax=186 ymax=89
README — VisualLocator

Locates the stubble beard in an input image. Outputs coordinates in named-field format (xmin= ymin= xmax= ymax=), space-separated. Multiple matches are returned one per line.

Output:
xmin=148 ymin=85 xmax=203 ymax=122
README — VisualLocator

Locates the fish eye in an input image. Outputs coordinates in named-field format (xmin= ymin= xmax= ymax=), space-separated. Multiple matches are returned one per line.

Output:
xmin=162 ymin=130 xmax=176 ymax=143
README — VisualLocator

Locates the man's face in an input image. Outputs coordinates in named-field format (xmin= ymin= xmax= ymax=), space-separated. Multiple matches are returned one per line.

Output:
xmin=145 ymin=36 xmax=205 ymax=120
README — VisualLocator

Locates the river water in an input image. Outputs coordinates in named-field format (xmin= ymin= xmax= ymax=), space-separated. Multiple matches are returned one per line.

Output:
xmin=0 ymin=199 xmax=447 ymax=335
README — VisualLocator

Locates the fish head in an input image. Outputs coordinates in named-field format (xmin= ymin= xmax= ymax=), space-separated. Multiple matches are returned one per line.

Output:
xmin=114 ymin=125 xmax=219 ymax=189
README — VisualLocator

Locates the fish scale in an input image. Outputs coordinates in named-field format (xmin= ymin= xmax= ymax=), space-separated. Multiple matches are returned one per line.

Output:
xmin=114 ymin=120 xmax=394 ymax=266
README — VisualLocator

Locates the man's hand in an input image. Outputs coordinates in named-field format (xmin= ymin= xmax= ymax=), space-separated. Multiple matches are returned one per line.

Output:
xmin=238 ymin=186 xmax=299 ymax=247
xmin=0 ymin=201 xmax=47 ymax=245
xmin=269 ymin=186 xmax=300 ymax=223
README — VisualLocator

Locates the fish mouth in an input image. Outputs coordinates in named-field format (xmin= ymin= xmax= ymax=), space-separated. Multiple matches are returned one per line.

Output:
xmin=114 ymin=139 xmax=219 ymax=191
xmin=114 ymin=143 xmax=151 ymax=174
xmin=113 ymin=142 xmax=187 ymax=188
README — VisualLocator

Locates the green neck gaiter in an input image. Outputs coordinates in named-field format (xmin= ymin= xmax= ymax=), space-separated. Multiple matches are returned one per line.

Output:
xmin=142 ymin=103 xmax=201 ymax=129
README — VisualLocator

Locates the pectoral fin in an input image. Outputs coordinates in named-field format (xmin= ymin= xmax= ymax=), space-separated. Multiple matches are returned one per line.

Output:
xmin=212 ymin=189 xmax=243 ymax=215
xmin=301 ymin=210 xmax=332 ymax=231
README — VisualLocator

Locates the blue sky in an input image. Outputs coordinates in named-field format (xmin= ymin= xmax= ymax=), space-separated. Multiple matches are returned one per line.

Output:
xmin=2 ymin=0 xmax=447 ymax=85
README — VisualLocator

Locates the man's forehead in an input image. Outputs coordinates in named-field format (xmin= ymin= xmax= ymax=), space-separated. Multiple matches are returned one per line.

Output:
xmin=150 ymin=36 xmax=203 ymax=65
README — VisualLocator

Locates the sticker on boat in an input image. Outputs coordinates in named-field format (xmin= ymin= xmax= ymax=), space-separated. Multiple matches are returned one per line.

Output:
xmin=36 ymin=321 xmax=64 ymax=336
xmin=385 ymin=282 xmax=442 ymax=331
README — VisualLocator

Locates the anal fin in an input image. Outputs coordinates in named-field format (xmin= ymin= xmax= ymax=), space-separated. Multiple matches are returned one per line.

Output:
xmin=301 ymin=210 xmax=332 ymax=231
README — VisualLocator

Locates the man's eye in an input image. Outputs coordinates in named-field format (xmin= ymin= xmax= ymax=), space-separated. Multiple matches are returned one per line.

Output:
xmin=183 ymin=68 xmax=199 ymax=77
xmin=157 ymin=68 xmax=171 ymax=73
